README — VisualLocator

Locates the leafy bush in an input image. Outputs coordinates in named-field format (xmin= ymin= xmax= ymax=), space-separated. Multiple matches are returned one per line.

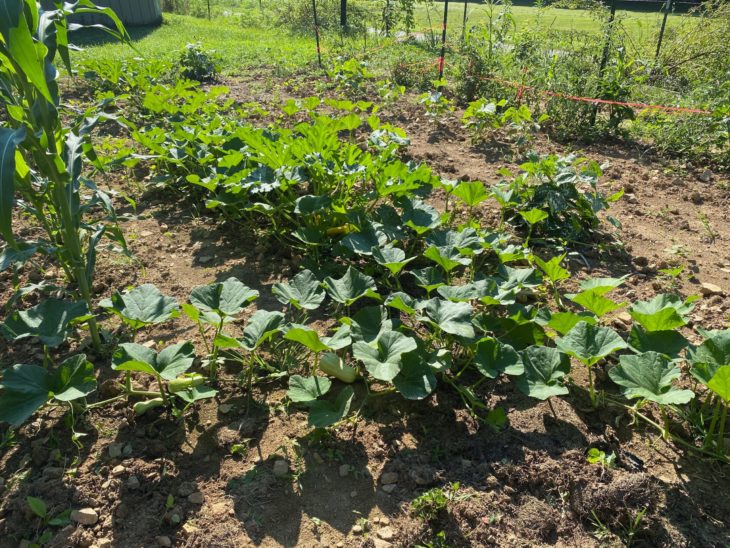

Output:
xmin=493 ymin=154 xmax=622 ymax=246
xmin=273 ymin=0 xmax=369 ymax=35
xmin=180 ymin=42 xmax=220 ymax=82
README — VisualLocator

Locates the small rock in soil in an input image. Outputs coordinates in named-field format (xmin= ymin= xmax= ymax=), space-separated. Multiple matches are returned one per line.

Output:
xmin=698 ymin=170 xmax=712 ymax=183
xmin=701 ymin=283 xmax=723 ymax=296
xmin=156 ymin=536 xmax=172 ymax=547
xmin=126 ymin=475 xmax=140 ymax=490
xmin=177 ymin=482 xmax=196 ymax=497
xmin=71 ymin=508 xmax=99 ymax=526
xmin=339 ymin=464 xmax=350 ymax=477
xmin=380 ymin=472 xmax=398 ymax=485
xmin=107 ymin=443 xmax=123 ymax=459
xmin=218 ymin=403 xmax=234 ymax=414
xmin=187 ymin=492 xmax=204 ymax=504
xmin=97 ymin=538 xmax=113 ymax=548
xmin=381 ymin=484 xmax=397 ymax=494
xmin=632 ymin=256 xmax=648 ymax=267
xmin=42 ymin=466 xmax=64 ymax=480
xmin=373 ymin=540 xmax=392 ymax=548
xmin=111 ymin=465 xmax=126 ymax=476
xmin=273 ymin=459 xmax=289 ymax=477
xmin=351 ymin=525 xmax=363 ymax=535
xmin=377 ymin=527 xmax=395 ymax=541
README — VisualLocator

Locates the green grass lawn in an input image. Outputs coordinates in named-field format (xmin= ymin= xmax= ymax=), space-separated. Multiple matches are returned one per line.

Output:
xmin=72 ymin=13 xmax=318 ymax=73
xmin=70 ymin=3 xmax=684 ymax=73
xmin=416 ymin=3 xmax=681 ymax=44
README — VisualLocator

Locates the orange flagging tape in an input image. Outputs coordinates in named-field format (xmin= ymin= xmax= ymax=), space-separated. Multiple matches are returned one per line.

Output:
xmin=474 ymin=74 xmax=713 ymax=116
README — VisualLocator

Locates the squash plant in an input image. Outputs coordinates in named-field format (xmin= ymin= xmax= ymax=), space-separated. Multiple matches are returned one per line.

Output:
xmin=0 ymin=0 xmax=129 ymax=350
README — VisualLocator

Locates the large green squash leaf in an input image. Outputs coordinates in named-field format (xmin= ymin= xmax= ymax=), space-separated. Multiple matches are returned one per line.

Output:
xmin=473 ymin=337 xmax=524 ymax=378
xmin=515 ymin=346 xmax=570 ymax=400
xmin=353 ymin=330 xmax=417 ymax=381
xmin=629 ymin=294 xmax=695 ymax=332
xmin=421 ymin=299 xmax=475 ymax=338
xmin=307 ymin=386 xmax=355 ymax=428
xmin=2 ymin=299 xmax=90 ymax=347
xmin=0 ymin=354 xmax=96 ymax=426
xmin=189 ymin=277 xmax=258 ymax=322
xmin=287 ymin=375 xmax=332 ymax=403
xmin=112 ymin=342 xmax=195 ymax=380
xmin=609 ymin=351 xmax=694 ymax=405
xmin=272 ymin=269 xmax=325 ymax=310
xmin=556 ymin=321 xmax=627 ymax=367
xmin=100 ymin=284 xmax=179 ymax=329
xmin=323 ymin=266 xmax=380 ymax=306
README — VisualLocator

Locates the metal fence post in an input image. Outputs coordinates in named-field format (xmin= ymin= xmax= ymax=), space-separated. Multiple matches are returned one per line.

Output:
xmin=313 ymin=0 xmax=323 ymax=68
xmin=655 ymin=0 xmax=673 ymax=59
xmin=438 ymin=0 xmax=449 ymax=82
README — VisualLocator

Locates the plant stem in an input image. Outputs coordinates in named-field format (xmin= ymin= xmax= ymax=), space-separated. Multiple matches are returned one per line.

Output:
xmin=85 ymin=393 xmax=126 ymax=409
xmin=587 ymin=366 xmax=597 ymax=407
xmin=704 ymin=398 xmax=722 ymax=450
xmin=717 ymin=404 xmax=727 ymax=456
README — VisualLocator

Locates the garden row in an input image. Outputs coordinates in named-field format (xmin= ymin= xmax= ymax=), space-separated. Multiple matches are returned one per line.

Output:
xmin=0 ymin=1 xmax=728 ymax=473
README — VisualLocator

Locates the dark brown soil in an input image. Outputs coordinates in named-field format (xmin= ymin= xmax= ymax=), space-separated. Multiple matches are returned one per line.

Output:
xmin=1 ymin=73 xmax=729 ymax=548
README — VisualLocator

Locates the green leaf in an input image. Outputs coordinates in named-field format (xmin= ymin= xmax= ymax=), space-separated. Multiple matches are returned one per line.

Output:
xmin=689 ymin=331 xmax=730 ymax=385
xmin=52 ymin=354 xmax=96 ymax=401
xmin=0 ymin=364 xmax=51 ymax=427
xmin=393 ymin=351 xmax=437 ymax=400
xmin=242 ymin=310 xmax=285 ymax=351
xmin=707 ymin=366 xmax=730 ymax=402
xmin=272 ymin=269 xmax=325 ymax=310
xmin=579 ymin=277 xmax=626 ymax=296
xmin=174 ymin=384 xmax=218 ymax=404
xmin=323 ymin=266 xmax=380 ymax=306
xmin=473 ymin=338 xmax=524 ymax=378
xmin=26 ymin=496 xmax=47 ymax=518
xmin=400 ymin=198 xmax=441 ymax=234
xmin=100 ymin=284 xmax=179 ymax=329
xmin=556 ymin=322 xmax=628 ymax=367
xmin=451 ymin=180 xmax=488 ymax=207
xmin=371 ymin=245 xmax=416 ymax=275
xmin=422 ymin=299 xmax=475 ymax=338
xmin=283 ymin=324 xmax=330 ymax=352
xmin=409 ymin=267 xmax=445 ymax=293
xmin=515 ymin=346 xmax=571 ymax=400
xmin=385 ymin=292 xmax=417 ymax=315
xmin=112 ymin=342 xmax=195 ymax=380
xmin=628 ymin=326 xmax=689 ymax=359
xmin=6 ymin=8 xmax=53 ymax=103
xmin=307 ymin=386 xmax=355 ymax=428
xmin=423 ymin=245 xmax=471 ymax=273
xmin=545 ymin=311 xmax=597 ymax=335
xmin=533 ymin=254 xmax=569 ymax=283
xmin=629 ymin=294 xmax=694 ymax=332
xmin=0 ymin=126 xmax=26 ymax=244
xmin=349 ymin=306 xmax=393 ymax=344
xmin=287 ymin=375 xmax=332 ymax=403
xmin=352 ymin=330 xmax=417 ymax=381
xmin=519 ymin=208 xmax=549 ymax=225
xmin=0 ymin=354 xmax=96 ymax=426
xmin=2 ymin=299 xmax=90 ymax=347
xmin=567 ymin=289 xmax=625 ymax=317
xmin=323 ymin=324 xmax=352 ymax=350
xmin=189 ymin=277 xmax=258 ymax=320
xmin=609 ymin=351 xmax=694 ymax=405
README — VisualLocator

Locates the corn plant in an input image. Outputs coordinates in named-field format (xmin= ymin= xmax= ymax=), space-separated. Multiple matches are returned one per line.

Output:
xmin=0 ymin=0 xmax=130 ymax=350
